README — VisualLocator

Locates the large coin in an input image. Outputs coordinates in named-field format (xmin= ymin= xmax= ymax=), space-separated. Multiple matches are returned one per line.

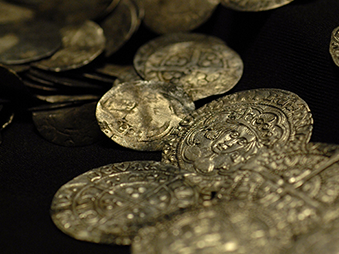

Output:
xmin=220 ymin=0 xmax=294 ymax=12
xmin=162 ymin=89 xmax=313 ymax=174
xmin=0 ymin=20 xmax=61 ymax=65
xmin=144 ymin=40 xmax=243 ymax=101
xmin=51 ymin=161 xmax=204 ymax=245
xmin=141 ymin=0 xmax=219 ymax=34
xmin=32 ymin=20 xmax=105 ymax=72
xmin=134 ymin=33 xmax=225 ymax=79
xmin=132 ymin=200 xmax=293 ymax=254
xmin=96 ymin=80 xmax=195 ymax=151
xmin=330 ymin=26 xmax=339 ymax=67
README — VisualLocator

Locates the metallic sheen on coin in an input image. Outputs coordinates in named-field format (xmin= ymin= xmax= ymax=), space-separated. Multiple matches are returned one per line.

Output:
xmin=162 ymin=88 xmax=313 ymax=173
xmin=330 ymin=26 xmax=339 ymax=67
xmin=96 ymin=80 xmax=195 ymax=151
xmin=32 ymin=20 xmax=105 ymax=72
xmin=51 ymin=161 xmax=203 ymax=245
xmin=220 ymin=0 xmax=294 ymax=11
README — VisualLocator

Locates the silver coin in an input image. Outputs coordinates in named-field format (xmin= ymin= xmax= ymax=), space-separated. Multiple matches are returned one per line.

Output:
xmin=32 ymin=20 xmax=105 ymax=72
xmin=134 ymin=33 xmax=225 ymax=79
xmin=330 ymin=26 xmax=339 ymax=67
xmin=0 ymin=20 xmax=61 ymax=65
xmin=144 ymin=40 xmax=243 ymax=101
xmin=51 ymin=161 xmax=204 ymax=245
xmin=220 ymin=0 xmax=294 ymax=12
xmin=132 ymin=200 xmax=293 ymax=254
xmin=162 ymin=88 xmax=313 ymax=174
xmin=96 ymin=80 xmax=195 ymax=151
xmin=101 ymin=0 xmax=143 ymax=57
xmin=141 ymin=0 xmax=219 ymax=34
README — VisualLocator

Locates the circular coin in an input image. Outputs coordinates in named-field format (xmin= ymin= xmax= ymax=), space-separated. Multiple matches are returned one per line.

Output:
xmin=162 ymin=88 xmax=313 ymax=174
xmin=32 ymin=20 xmax=105 ymax=72
xmin=51 ymin=161 xmax=203 ymax=245
xmin=132 ymin=200 xmax=292 ymax=254
xmin=134 ymin=33 xmax=225 ymax=79
xmin=96 ymin=80 xmax=195 ymax=151
xmin=144 ymin=40 xmax=243 ymax=101
xmin=141 ymin=0 xmax=219 ymax=34
xmin=220 ymin=0 xmax=294 ymax=12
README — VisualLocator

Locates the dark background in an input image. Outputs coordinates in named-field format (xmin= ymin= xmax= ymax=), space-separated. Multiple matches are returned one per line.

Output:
xmin=2 ymin=0 xmax=339 ymax=253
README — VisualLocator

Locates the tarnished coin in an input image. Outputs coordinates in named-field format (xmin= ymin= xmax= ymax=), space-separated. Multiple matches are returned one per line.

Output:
xmin=32 ymin=20 xmax=105 ymax=72
xmin=96 ymin=80 xmax=195 ymax=151
xmin=134 ymin=33 xmax=225 ymax=79
xmin=51 ymin=161 xmax=204 ymax=245
xmin=32 ymin=102 xmax=103 ymax=146
xmin=0 ymin=1 xmax=34 ymax=24
xmin=132 ymin=201 xmax=293 ymax=254
xmin=220 ymin=0 xmax=294 ymax=12
xmin=162 ymin=89 xmax=313 ymax=174
xmin=100 ymin=0 xmax=143 ymax=57
xmin=330 ymin=26 xmax=339 ymax=67
xmin=144 ymin=40 xmax=243 ymax=101
xmin=141 ymin=0 xmax=219 ymax=34
xmin=0 ymin=20 xmax=61 ymax=65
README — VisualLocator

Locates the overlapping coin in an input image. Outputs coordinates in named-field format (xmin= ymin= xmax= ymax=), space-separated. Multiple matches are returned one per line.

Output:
xmin=162 ymin=88 xmax=313 ymax=174
xmin=221 ymin=0 xmax=294 ymax=12
xmin=132 ymin=200 xmax=293 ymax=254
xmin=51 ymin=161 xmax=205 ymax=245
xmin=96 ymin=80 xmax=195 ymax=151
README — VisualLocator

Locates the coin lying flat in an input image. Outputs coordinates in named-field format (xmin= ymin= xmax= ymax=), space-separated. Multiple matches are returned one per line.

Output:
xmin=0 ymin=20 xmax=61 ymax=65
xmin=162 ymin=89 xmax=313 ymax=174
xmin=132 ymin=201 xmax=293 ymax=254
xmin=141 ymin=0 xmax=219 ymax=34
xmin=51 ymin=161 xmax=205 ymax=245
xmin=101 ymin=0 xmax=143 ymax=57
xmin=134 ymin=33 xmax=225 ymax=79
xmin=220 ymin=0 xmax=294 ymax=12
xmin=144 ymin=40 xmax=243 ymax=101
xmin=330 ymin=26 xmax=339 ymax=67
xmin=32 ymin=20 xmax=105 ymax=72
xmin=96 ymin=80 xmax=195 ymax=151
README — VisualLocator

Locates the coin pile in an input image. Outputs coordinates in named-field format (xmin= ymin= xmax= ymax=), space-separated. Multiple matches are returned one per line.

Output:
xmin=3 ymin=0 xmax=339 ymax=253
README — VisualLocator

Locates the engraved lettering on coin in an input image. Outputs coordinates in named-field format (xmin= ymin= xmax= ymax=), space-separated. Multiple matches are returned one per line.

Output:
xmin=162 ymin=89 xmax=313 ymax=173
xmin=144 ymin=41 xmax=243 ymax=101
xmin=96 ymin=80 xmax=195 ymax=151
xmin=221 ymin=0 xmax=294 ymax=12
xmin=32 ymin=20 xmax=105 ymax=72
xmin=51 ymin=161 xmax=203 ymax=245
xmin=141 ymin=0 xmax=219 ymax=34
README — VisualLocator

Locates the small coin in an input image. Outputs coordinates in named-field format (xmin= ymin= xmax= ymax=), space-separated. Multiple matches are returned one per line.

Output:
xmin=132 ymin=200 xmax=293 ymax=254
xmin=144 ymin=40 xmax=243 ymax=101
xmin=32 ymin=102 xmax=103 ymax=146
xmin=330 ymin=26 xmax=339 ymax=67
xmin=162 ymin=88 xmax=313 ymax=174
xmin=0 ymin=1 xmax=35 ymax=24
xmin=32 ymin=20 xmax=105 ymax=72
xmin=96 ymin=80 xmax=195 ymax=151
xmin=0 ymin=19 xmax=61 ymax=65
xmin=141 ymin=0 xmax=219 ymax=34
xmin=220 ymin=0 xmax=294 ymax=12
xmin=50 ymin=161 xmax=204 ymax=245
xmin=134 ymin=33 xmax=225 ymax=79
xmin=100 ymin=0 xmax=143 ymax=57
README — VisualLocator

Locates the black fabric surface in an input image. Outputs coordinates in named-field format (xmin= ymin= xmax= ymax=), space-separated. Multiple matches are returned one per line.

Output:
xmin=2 ymin=0 xmax=339 ymax=253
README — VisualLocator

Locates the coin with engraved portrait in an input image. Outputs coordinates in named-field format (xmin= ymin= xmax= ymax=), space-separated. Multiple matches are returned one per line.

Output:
xmin=162 ymin=89 xmax=313 ymax=174
xmin=96 ymin=80 xmax=195 ymax=151
xmin=51 ymin=161 xmax=205 ymax=245
xmin=220 ymin=0 xmax=294 ymax=11
xmin=330 ymin=26 xmax=339 ymax=67
xmin=32 ymin=20 xmax=105 ymax=72
xmin=144 ymin=40 xmax=243 ymax=101
xmin=132 ymin=200 xmax=293 ymax=254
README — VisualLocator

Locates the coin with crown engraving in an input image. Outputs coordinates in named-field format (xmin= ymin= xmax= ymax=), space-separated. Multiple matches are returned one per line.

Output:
xmin=96 ymin=80 xmax=195 ymax=151
xmin=162 ymin=89 xmax=313 ymax=174
xmin=51 ymin=161 xmax=205 ymax=245
xmin=144 ymin=40 xmax=243 ymax=101
xmin=220 ymin=0 xmax=294 ymax=11
xmin=141 ymin=0 xmax=219 ymax=34
xmin=132 ymin=200 xmax=293 ymax=254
